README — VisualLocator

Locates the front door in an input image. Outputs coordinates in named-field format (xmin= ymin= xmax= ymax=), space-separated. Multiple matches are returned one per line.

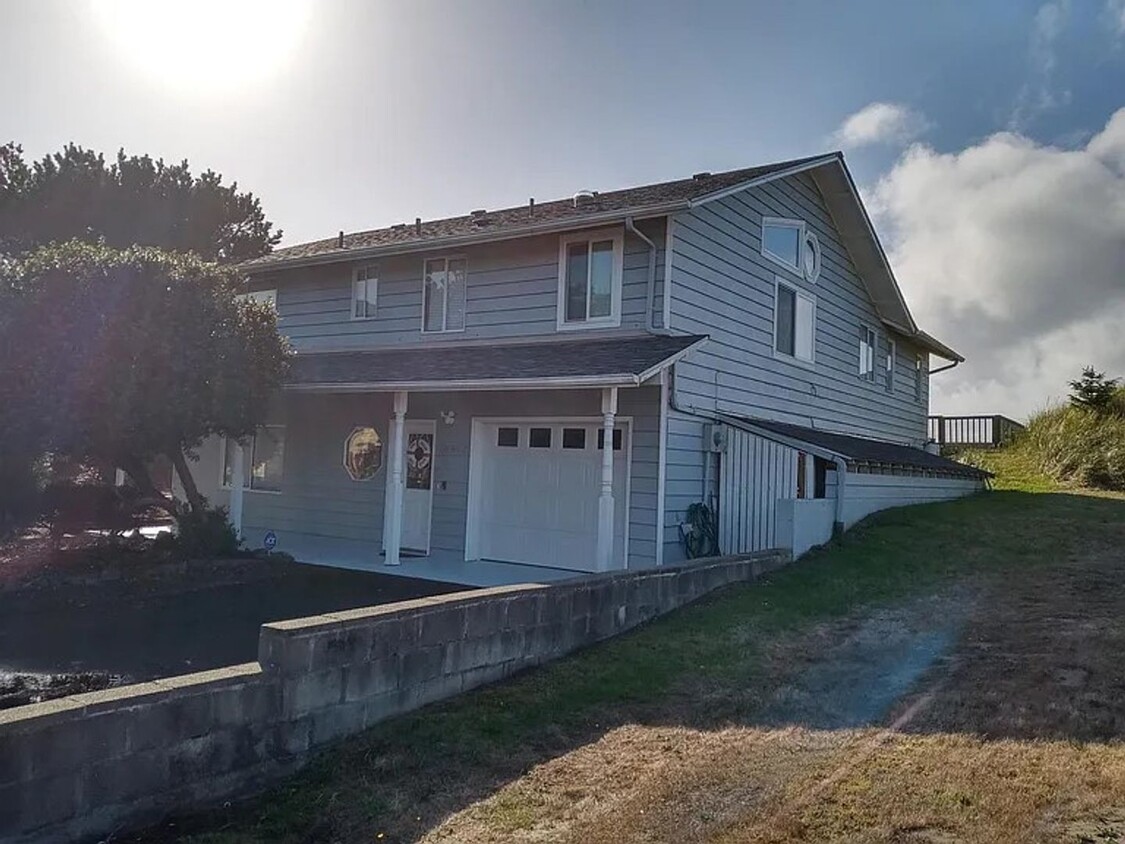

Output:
xmin=401 ymin=420 xmax=435 ymax=553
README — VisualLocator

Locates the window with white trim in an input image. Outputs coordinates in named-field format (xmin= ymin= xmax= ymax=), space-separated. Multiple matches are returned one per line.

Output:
xmin=237 ymin=289 xmax=277 ymax=308
xmin=915 ymin=354 xmax=926 ymax=402
xmin=885 ymin=338 xmax=896 ymax=393
xmin=422 ymin=257 xmax=467 ymax=333
xmin=558 ymin=229 xmax=624 ymax=329
xmin=761 ymin=217 xmax=821 ymax=283
xmin=352 ymin=266 xmax=378 ymax=319
xmin=859 ymin=326 xmax=877 ymax=381
xmin=774 ymin=279 xmax=815 ymax=363
xmin=222 ymin=425 xmax=286 ymax=492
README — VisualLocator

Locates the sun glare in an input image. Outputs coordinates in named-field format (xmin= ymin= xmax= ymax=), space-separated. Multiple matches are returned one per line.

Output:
xmin=91 ymin=0 xmax=312 ymax=92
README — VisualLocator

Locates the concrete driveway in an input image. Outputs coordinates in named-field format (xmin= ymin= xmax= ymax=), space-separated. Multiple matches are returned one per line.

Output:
xmin=0 ymin=559 xmax=464 ymax=683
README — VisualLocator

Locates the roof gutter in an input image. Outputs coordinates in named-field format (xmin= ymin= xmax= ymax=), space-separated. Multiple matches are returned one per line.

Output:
xmin=244 ymin=203 xmax=689 ymax=275
xmin=929 ymin=359 xmax=959 ymax=376
xmin=284 ymin=374 xmax=644 ymax=393
xmin=284 ymin=336 xmax=708 ymax=395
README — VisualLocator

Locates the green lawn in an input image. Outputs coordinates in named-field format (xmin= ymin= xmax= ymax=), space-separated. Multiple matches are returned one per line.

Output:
xmin=137 ymin=469 xmax=1125 ymax=844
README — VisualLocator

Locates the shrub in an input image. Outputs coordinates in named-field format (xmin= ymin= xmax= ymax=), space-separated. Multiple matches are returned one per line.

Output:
xmin=1019 ymin=403 xmax=1125 ymax=490
xmin=154 ymin=506 xmax=243 ymax=560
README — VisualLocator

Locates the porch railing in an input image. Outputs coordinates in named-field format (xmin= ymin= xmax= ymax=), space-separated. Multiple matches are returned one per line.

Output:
xmin=927 ymin=414 xmax=1025 ymax=448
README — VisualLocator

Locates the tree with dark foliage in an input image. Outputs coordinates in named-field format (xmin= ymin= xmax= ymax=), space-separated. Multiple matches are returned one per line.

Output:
xmin=0 ymin=142 xmax=281 ymax=262
xmin=1068 ymin=367 xmax=1120 ymax=413
xmin=0 ymin=242 xmax=289 ymax=522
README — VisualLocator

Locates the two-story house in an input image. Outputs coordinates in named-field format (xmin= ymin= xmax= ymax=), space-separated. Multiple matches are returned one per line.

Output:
xmin=186 ymin=152 xmax=985 ymax=585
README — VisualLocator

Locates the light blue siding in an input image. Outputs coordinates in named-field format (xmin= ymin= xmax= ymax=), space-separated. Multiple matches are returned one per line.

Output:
xmin=662 ymin=171 xmax=932 ymax=555
xmin=193 ymin=386 xmax=662 ymax=571
xmin=259 ymin=220 xmax=668 ymax=351
xmin=669 ymin=171 xmax=929 ymax=444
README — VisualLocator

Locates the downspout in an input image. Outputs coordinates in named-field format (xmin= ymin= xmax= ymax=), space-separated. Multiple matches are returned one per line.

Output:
xmin=929 ymin=359 xmax=959 ymax=376
xmin=626 ymin=216 xmax=658 ymax=331
xmin=832 ymin=456 xmax=848 ymax=537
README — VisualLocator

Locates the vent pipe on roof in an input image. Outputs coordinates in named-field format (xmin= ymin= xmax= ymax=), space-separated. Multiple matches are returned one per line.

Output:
xmin=337 ymin=231 xmax=344 ymax=248
xmin=529 ymin=197 xmax=535 ymax=217
xmin=573 ymin=190 xmax=596 ymax=209
xmin=415 ymin=217 xmax=422 ymax=235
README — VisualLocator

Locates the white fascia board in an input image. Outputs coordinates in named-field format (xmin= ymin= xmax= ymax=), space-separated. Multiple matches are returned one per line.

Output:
xmin=284 ymin=374 xmax=643 ymax=393
xmin=685 ymin=155 xmax=842 ymax=208
xmin=634 ymin=336 xmax=709 ymax=383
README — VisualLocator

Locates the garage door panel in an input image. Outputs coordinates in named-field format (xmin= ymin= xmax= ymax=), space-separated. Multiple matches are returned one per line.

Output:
xmin=475 ymin=420 xmax=629 ymax=571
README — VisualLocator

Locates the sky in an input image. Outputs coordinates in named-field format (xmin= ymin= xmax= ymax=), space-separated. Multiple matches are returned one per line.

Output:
xmin=2 ymin=0 xmax=1124 ymax=419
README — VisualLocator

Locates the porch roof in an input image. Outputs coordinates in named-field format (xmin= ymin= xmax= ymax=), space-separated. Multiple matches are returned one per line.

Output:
xmin=285 ymin=334 xmax=708 ymax=392
xmin=719 ymin=415 xmax=991 ymax=479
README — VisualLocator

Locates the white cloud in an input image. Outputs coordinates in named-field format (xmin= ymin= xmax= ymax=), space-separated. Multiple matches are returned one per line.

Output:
xmin=869 ymin=108 xmax=1125 ymax=419
xmin=833 ymin=102 xmax=930 ymax=149
xmin=1108 ymin=0 xmax=1125 ymax=35
xmin=1010 ymin=0 xmax=1071 ymax=129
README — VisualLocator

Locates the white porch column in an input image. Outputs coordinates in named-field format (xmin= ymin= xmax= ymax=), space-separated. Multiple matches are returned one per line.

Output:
xmin=229 ymin=439 xmax=246 ymax=541
xmin=383 ymin=390 xmax=408 ymax=566
xmin=596 ymin=387 xmax=618 ymax=571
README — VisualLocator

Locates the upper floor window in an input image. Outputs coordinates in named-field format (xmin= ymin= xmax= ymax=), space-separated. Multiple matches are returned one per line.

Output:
xmin=915 ymin=354 xmax=926 ymax=402
xmin=761 ymin=217 xmax=821 ymax=284
xmin=859 ymin=326 xmax=877 ymax=381
xmin=558 ymin=229 xmax=624 ymax=330
xmin=774 ymin=278 xmax=815 ymax=363
xmin=237 ymin=289 xmax=277 ymax=308
xmin=422 ymin=257 xmax=467 ymax=333
xmin=885 ymin=339 xmax=897 ymax=393
xmin=222 ymin=425 xmax=286 ymax=493
xmin=352 ymin=266 xmax=378 ymax=320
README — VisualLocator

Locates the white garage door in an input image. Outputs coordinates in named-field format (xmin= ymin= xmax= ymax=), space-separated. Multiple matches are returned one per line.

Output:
xmin=472 ymin=420 xmax=629 ymax=571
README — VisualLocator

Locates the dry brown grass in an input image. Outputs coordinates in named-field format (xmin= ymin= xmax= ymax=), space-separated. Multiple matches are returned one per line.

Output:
xmin=421 ymin=512 xmax=1125 ymax=844
xmin=424 ymin=725 xmax=1125 ymax=843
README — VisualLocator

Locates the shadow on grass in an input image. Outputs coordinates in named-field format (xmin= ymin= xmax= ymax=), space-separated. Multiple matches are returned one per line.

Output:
xmin=127 ymin=489 xmax=1125 ymax=844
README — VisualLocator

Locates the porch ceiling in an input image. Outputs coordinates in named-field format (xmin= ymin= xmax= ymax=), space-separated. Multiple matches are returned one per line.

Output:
xmin=284 ymin=334 xmax=707 ymax=392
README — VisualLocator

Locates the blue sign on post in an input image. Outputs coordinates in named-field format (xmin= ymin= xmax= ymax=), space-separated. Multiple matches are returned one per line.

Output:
xmin=263 ymin=530 xmax=278 ymax=551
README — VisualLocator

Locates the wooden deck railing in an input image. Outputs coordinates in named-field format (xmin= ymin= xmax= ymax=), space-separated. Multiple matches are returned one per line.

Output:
xmin=927 ymin=414 xmax=1025 ymax=448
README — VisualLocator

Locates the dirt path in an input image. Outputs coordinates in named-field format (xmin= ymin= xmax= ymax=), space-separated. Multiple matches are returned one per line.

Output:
xmin=426 ymin=543 xmax=1125 ymax=842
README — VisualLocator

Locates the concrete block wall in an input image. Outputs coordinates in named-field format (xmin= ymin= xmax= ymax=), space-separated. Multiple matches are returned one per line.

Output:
xmin=0 ymin=550 xmax=789 ymax=843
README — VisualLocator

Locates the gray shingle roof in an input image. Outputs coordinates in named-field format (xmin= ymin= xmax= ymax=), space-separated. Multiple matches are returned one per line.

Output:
xmin=247 ymin=154 xmax=837 ymax=270
xmin=725 ymin=416 xmax=990 ymax=479
xmin=286 ymin=334 xmax=708 ymax=389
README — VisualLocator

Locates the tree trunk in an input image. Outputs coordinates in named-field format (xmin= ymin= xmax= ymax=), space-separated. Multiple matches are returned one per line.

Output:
xmin=169 ymin=448 xmax=207 ymax=514
xmin=118 ymin=453 xmax=177 ymax=517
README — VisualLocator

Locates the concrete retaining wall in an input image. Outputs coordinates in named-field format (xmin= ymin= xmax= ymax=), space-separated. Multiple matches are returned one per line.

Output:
xmin=0 ymin=549 xmax=788 ymax=843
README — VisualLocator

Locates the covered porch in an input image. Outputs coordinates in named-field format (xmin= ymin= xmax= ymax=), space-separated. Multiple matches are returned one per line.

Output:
xmin=221 ymin=334 xmax=704 ymax=585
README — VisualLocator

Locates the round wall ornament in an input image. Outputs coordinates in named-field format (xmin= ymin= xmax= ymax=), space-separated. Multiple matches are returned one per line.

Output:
xmin=344 ymin=426 xmax=383 ymax=481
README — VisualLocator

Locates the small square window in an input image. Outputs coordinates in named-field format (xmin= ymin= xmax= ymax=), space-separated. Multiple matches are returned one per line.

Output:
xmin=597 ymin=429 xmax=623 ymax=451
xmin=529 ymin=428 xmax=552 ymax=448
xmin=562 ymin=428 xmax=586 ymax=449
xmin=497 ymin=427 xmax=519 ymax=447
